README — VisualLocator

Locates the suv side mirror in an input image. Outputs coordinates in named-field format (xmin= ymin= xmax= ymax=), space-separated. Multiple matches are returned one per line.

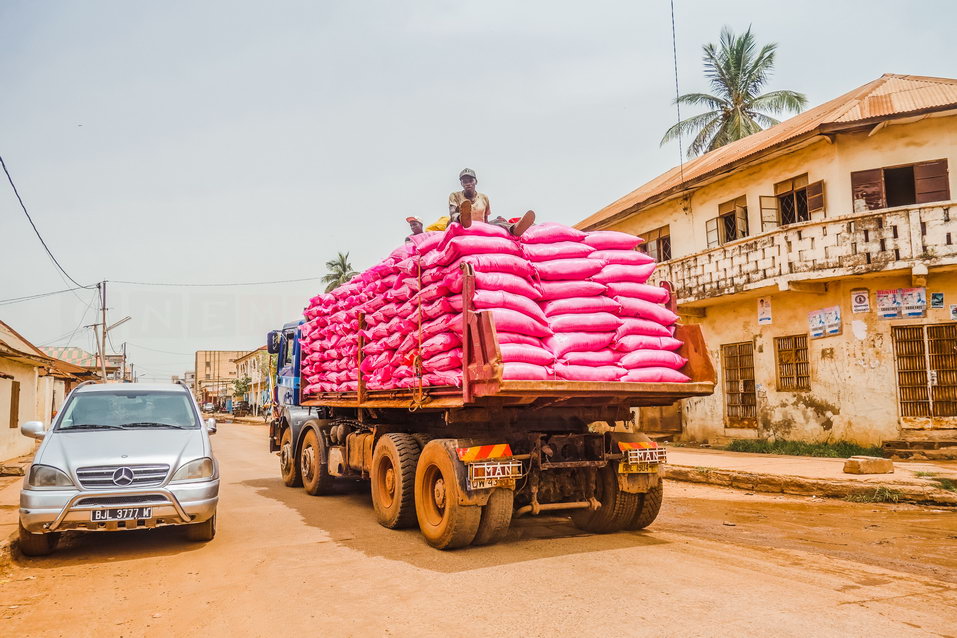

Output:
xmin=206 ymin=418 xmax=217 ymax=435
xmin=21 ymin=421 xmax=46 ymax=439
xmin=266 ymin=330 xmax=280 ymax=355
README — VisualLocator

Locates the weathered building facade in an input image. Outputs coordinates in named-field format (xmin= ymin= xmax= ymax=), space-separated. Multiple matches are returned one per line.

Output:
xmin=578 ymin=74 xmax=957 ymax=447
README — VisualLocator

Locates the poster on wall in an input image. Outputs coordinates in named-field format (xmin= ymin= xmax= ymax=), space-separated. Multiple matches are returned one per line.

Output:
xmin=823 ymin=306 xmax=842 ymax=336
xmin=851 ymin=288 xmax=870 ymax=313
xmin=757 ymin=297 xmax=772 ymax=325
xmin=808 ymin=310 xmax=825 ymax=339
xmin=931 ymin=292 xmax=944 ymax=309
xmin=951 ymin=304 xmax=957 ymax=321
xmin=876 ymin=289 xmax=902 ymax=319
xmin=901 ymin=287 xmax=927 ymax=318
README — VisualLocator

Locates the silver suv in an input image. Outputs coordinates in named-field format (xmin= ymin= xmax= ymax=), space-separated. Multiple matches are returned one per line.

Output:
xmin=18 ymin=382 xmax=220 ymax=556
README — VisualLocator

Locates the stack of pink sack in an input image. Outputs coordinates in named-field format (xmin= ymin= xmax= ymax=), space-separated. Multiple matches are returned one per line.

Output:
xmin=299 ymin=220 xmax=689 ymax=396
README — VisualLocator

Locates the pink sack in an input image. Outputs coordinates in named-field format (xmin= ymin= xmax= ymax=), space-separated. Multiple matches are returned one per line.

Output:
xmin=522 ymin=242 xmax=595 ymax=262
xmin=447 ymin=290 xmax=548 ymax=324
xmin=535 ymin=258 xmax=605 ymax=281
xmin=604 ymin=282 xmax=669 ymax=304
xmin=615 ymin=297 xmax=679 ymax=325
xmin=554 ymin=363 xmax=625 ymax=382
xmin=591 ymin=263 xmax=656 ymax=284
xmin=423 ymin=348 xmax=463 ymax=372
xmin=614 ymin=335 xmax=684 ymax=352
xmin=500 ymin=343 xmax=556 ymax=366
xmin=616 ymin=318 xmax=673 ymax=339
xmin=502 ymin=362 xmax=553 ymax=381
xmin=544 ymin=332 xmax=616 ymax=358
xmin=446 ymin=254 xmax=537 ymax=280
xmin=441 ymin=221 xmax=511 ymax=244
xmin=549 ymin=312 xmax=622 ymax=333
xmin=520 ymin=222 xmax=587 ymax=245
xmin=422 ymin=371 xmax=464 ymax=387
xmin=407 ymin=231 xmax=445 ymax=254
xmin=420 ymin=333 xmax=462 ymax=359
xmin=488 ymin=308 xmax=553 ymax=338
xmin=423 ymin=236 xmax=522 ymax=268
xmin=422 ymin=313 xmax=463 ymax=339
xmin=561 ymin=350 xmax=621 ymax=366
xmin=583 ymin=231 xmax=643 ymax=251
xmin=539 ymin=280 xmax=607 ymax=300
xmin=588 ymin=250 xmax=655 ymax=266
xmin=497 ymin=332 xmax=543 ymax=347
xmin=542 ymin=296 xmax=622 ymax=317
xmin=442 ymin=271 xmax=543 ymax=300
xmin=621 ymin=367 xmax=691 ymax=383
xmin=619 ymin=350 xmax=688 ymax=370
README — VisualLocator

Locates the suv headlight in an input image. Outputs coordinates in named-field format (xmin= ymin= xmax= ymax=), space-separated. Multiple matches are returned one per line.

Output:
xmin=170 ymin=457 xmax=217 ymax=483
xmin=28 ymin=465 xmax=75 ymax=488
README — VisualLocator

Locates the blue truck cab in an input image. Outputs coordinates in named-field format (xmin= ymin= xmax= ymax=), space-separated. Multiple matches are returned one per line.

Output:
xmin=265 ymin=321 xmax=327 ymax=455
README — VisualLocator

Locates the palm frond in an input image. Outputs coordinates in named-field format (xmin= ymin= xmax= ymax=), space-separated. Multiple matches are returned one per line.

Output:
xmin=750 ymin=90 xmax=808 ymax=114
xmin=660 ymin=110 xmax=723 ymax=146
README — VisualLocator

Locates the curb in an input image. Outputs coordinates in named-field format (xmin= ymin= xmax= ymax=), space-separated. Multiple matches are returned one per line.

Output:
xmin=662 ymin=464 xmax=957 ymax=506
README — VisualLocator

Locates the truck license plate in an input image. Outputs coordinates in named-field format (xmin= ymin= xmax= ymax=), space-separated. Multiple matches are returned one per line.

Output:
xmin=467 ymin=460 xmax=523 ymax=490
xmin=618 ymin=461 xmax=657 ymax=474
xmin=91 ymin=508 xmax=152 ymax=522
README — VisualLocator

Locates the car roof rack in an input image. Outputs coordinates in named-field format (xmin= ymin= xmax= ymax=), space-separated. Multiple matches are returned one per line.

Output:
xmin=74 ymin=379 xmax=99 ymax=389
xmin=175 ymin=379 xmax=193 ymax=394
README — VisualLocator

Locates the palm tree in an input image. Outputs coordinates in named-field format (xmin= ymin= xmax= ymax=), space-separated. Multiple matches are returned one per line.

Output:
xmin=322 ymin=251 xmax=359 ymax=293
xmin=661 ymin=26 xmax=808 ymax=158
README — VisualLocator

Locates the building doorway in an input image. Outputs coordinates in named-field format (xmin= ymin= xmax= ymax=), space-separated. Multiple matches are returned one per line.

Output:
xmin=892 ymin=323 xmax=957 ymax=423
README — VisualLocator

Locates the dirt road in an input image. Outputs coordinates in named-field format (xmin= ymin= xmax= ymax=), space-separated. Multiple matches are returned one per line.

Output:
xmin=2 ymin=423 xmax=956 ymax=637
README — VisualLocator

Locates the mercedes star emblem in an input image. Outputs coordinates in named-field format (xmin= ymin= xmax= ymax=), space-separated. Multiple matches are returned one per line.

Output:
xmin=112 ymin=467 xmax=135 ymax=486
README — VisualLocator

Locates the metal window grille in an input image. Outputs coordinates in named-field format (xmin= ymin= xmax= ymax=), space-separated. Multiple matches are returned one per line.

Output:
xmin=721 ymin=342 xmax=757 ymax=422
xmin=892 ymin=323 xmax=957 ymax=418
xmin=775 ymin=335 xmax=810 ymax=391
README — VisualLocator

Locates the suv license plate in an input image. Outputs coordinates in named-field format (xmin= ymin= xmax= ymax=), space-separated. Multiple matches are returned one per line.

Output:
xmin=91 ymin=508 xmax=152 ymax=522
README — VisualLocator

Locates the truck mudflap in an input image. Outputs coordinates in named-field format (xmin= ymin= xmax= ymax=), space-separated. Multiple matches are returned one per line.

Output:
xmin=429 ymin=440 xmax=518 ymax=507
xmin=606 ymin=433 xmax=666 ymax=494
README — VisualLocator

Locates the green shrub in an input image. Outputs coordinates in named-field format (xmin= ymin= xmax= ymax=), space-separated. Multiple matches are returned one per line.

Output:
xmin=726 ymin=439 xmax=885 ymax=458
xmin=844 ymin=486 xmax=902 ymax=503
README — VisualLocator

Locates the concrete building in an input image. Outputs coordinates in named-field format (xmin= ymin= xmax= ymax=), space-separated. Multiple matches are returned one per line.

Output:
xmin=235 ymin=347 xmax=271 ymax=415
xmin=578 ymin=74 xmax=957 ymax=449
xmin=194 ymin=350 xmax=246 ymax=407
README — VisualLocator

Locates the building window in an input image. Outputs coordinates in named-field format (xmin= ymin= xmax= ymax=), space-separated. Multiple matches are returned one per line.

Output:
xmin=851 ymin=159 xmax=950 ymax=212
xmin=892 ymin=323 xmax=957 ymax=418
xmin=775 ymin=335 xmax=810 ymax=391
xmin=706 ymin=196 xmax=749 ymax=248
xmin=721 ymin=342 xmax=757 ymax=423
xmin=639 ymin=225 xmax=671 ymax=261
xmin=760 ymin=174 xmax=824 ymax=230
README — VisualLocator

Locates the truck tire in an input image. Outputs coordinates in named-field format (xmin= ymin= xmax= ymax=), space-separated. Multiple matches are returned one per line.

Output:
xmin=415 ymin=440 xmax=481 ymax=550
xmin=17 ymin=522 xmax=59 ymax=557
xmin=280 ymin=428 xmax=302 ymax=487
xmin=371 ymin=433 xmax=420 ymax=529
xmin=411 ymin=433 xmax=433 ymax=450
xmin=471 ymin=488 xmax=513 ymax=547
xmin=624 ymin=482 xmax=663 ymax=530
xmin=301 ymin=427 xmax=335 ymax=496
xmin=185 ymin=513 xmax=217 ymax=542
xmin=571 ymin=466 xmax=639 ymax=534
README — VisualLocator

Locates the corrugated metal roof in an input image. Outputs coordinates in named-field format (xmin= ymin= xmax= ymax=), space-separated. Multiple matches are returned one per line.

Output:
xmin=578 ymin=74 xmax=957 ymax=230
xmin=39 ymin=346 xmax=99 ymax=367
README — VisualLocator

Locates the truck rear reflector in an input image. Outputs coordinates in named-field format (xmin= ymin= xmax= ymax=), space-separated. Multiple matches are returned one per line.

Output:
xmin=456 ymin=444 xmax=513 ymax=462
xmin=617 ymin=441 xmax=660 ymax=452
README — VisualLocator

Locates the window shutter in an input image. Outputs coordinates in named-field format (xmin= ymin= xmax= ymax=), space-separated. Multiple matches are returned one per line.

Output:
xmin=735 ymin=204 xmax=749 ymax=239
xmin=806 ymin=180 xmax=825 ymax=213
xmin=914 ymin=159 xmax=950 ymax=204
xmin=706 ymin=217 xmax=720 ymax=248
xmin=760 ymin=196 xmax=779 ymax=231
xmin=850 ymin=169 xmax=885 ymax=210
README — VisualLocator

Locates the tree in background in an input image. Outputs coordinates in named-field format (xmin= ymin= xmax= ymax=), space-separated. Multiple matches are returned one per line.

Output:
xmin=322 ymin=252 xmax=359 ymax=293
xmin=661 ymin=26 xmax=807 ymax=158
xmin=233 ymin=375 xmax=251 ymax=399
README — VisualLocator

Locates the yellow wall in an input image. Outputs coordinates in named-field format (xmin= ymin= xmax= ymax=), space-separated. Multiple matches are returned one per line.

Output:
xmin=607 ymin=114 xmax=957 ymax=258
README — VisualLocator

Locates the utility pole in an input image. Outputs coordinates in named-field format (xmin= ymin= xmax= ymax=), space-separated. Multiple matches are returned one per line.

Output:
xmin=121 ymin=342 xmax=127 ymax=381
xmin=98 ymin=281 xmax=108 ymax=381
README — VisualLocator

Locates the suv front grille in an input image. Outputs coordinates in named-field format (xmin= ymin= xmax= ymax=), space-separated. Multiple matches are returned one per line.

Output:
xmin=75 ymin=495 xmax=171 ymax=507
xmin=76 ymin=464 xmax=170 ymax=489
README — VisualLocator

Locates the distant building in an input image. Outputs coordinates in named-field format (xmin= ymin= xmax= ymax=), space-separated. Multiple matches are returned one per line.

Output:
xmin=194 ymin=350 xmax=246 ymax=406
xmin=235 ymin=347 xmax=271 ymax=415
xmin=578 ymin=74 xmax=957 ymax=448
xmin=40 ymin=347 xmax=123 ymax=381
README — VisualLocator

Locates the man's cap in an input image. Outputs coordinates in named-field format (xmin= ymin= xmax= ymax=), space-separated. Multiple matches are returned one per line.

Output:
xmin=405 ymin=216 xmax=423 ymax=223
xmin=459 ymin=168 xmax=477 ymax=180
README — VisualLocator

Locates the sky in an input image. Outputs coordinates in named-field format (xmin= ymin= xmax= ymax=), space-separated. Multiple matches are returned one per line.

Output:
xmin=2 ymin=0 xmax=955 ymax=382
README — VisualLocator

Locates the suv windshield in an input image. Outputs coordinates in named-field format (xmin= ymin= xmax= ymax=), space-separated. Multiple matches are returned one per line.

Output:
xmin=57 ymin=391 xmax=200 ymax=431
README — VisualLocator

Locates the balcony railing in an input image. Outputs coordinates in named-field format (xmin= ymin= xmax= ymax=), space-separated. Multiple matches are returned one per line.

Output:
xmin=651 ymin=202 xmax=957 ymax=305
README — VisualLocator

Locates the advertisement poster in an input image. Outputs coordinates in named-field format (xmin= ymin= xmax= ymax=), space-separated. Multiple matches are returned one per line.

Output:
xmin=931 ymin=292 xmax=944 ymax=309
xmin=757 ymin=297 xmax=772 ymax=325
xmin=876 ymin=289 xmax=902 ymax=319
xmin=808 ymin=310 xmax=825 ymax=339
xmin=851 ymin=289 xmax=870 ymax=314
xmin=951 ymin=305 xmax=957 ymax=321
xmin=901 ymin=287 xmax=927 ymax=318
xmin=823 ymin=306 xmax=842 ymax=336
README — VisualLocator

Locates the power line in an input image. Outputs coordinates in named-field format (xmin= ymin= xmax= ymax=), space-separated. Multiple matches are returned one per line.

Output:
xmin=669 ymin=0 xmax=685 ymax=181
xmin=126 ymin=342 xmax=194 ymax=356
xmin=0 ymin=153 xmax=91 ymax=289
xmin=111 ymin=275 xmax=326 ymax=288
xmin=0 ymin=285 xmax=90 ymax=306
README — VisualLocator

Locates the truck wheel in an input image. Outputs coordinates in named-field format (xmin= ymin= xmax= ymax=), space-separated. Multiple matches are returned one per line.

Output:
xmin=371 ymin=433 xmax=420 ymax=529
xmin=185 ymin=513 xmax=217 ymax=542
xmin=415 ymin=441 xmax=481 ymax=550
xmin=17 ymin=522 xmax=59 ymax=557
xmin=301 ymin=427 xmax=335 ymax=496
xmin=624 ymin=482 xmax=663 ymax=530
xmin=280 ymin=428 xmax=302 ymax=487
xmin=411 ymin=433 xmax=433 ymax=450
xmin=472 ymin=488 xmax=513 ymax=546
xmin=571 ymin=466 xmax=639 ymax=534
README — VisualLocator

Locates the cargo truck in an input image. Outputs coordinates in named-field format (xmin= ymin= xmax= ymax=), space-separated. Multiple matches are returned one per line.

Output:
xmin=266 ymin=267 xmax=715 ymax=549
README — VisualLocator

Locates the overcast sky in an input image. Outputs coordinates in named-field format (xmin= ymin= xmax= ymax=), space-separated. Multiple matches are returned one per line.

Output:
xmin=2 ymin=0 xmax=955 ymax=381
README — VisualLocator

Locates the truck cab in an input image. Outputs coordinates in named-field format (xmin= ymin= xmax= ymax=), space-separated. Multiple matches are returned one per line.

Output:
xmin=265 ymin=321 xmax=322 ymax=456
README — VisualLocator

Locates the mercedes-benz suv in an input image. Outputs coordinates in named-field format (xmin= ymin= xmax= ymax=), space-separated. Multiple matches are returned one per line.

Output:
xmin=18 ymin=382 xmax=220 ymax=556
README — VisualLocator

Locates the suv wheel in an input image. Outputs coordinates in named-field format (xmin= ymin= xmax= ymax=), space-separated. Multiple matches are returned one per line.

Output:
xmin=18 ymin=522 xmax=59 ymax=557
xmin=185 ymin=513 xmax=217 ymax=542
